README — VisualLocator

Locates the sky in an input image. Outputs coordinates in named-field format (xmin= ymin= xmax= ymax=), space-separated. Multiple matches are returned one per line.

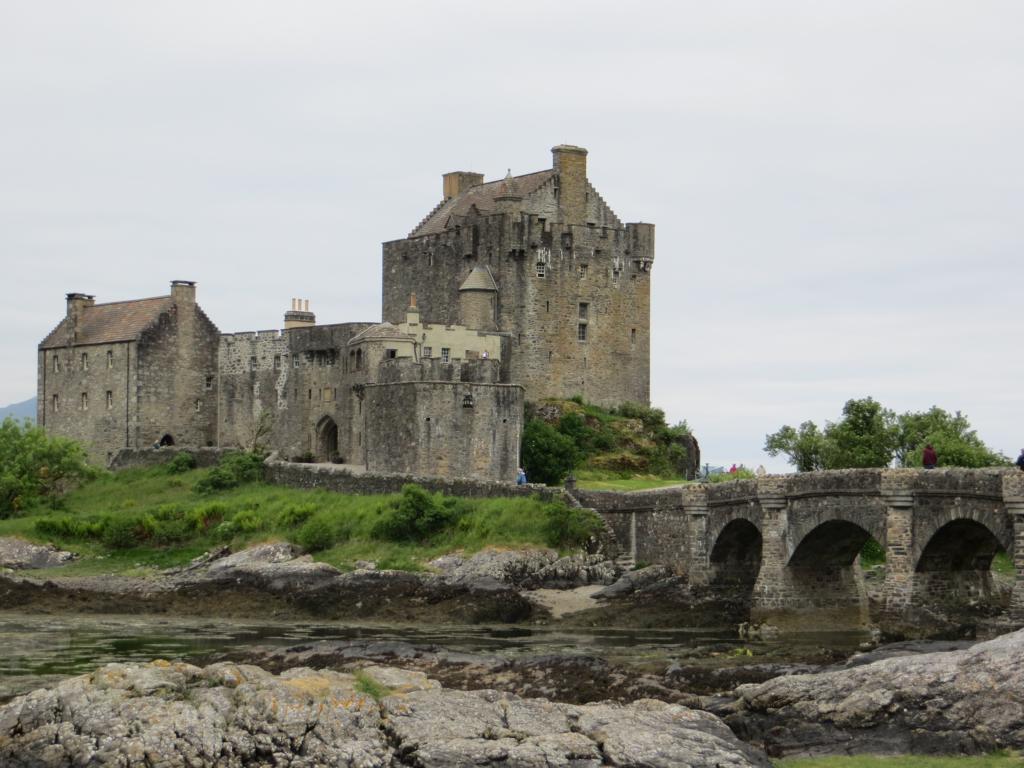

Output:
xmin=1 ymin=1 xmax=1021 ymax=472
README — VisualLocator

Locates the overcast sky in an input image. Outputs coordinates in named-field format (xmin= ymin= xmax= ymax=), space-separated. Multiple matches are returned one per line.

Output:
xmin=2 ymin=1 xmax=1021 ymax=471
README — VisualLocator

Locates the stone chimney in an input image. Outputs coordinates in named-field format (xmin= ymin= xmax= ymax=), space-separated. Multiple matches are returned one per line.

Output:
xmin=494 ymin=169 xmax=523 ymax=214
xmin=284 ymin=298 xmax=316 ymax=329
xmin=551 ymin=145 xmax=588 ymax=226
xmin=170 ymin=280 xmax=196 ymax=307
xmin=65 ymin=293 xmax=95 ymax=341
xmin=406 ymin=292 xmax=420 ymax=325
xmin=443 ymin=171 xmax=484 ymax=201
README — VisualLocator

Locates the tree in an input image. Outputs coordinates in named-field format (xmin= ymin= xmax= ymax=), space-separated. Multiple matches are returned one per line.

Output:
xmin=0 ymin=418 xmax=97 ymax=516
xmin=765 ymin=398 xmax=1006 ymax=471
xmin=895 ymin=407 xmax=1007 ymax=468
xmin=764 ymin=421 xmax=826 ymax=472
xmin=520 ymin=418 xmax=579 ymax=486
xmin=822 ymin=398 xmax=896 ymax=469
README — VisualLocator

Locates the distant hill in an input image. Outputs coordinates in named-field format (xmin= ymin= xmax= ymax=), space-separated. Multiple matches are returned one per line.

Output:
xmin=0 ymin=397 xmax=36 ymax=423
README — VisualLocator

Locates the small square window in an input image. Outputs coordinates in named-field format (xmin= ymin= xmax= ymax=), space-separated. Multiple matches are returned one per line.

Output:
xmin=422 ymin=346 xmax=432 ymax=359
xmin=578 ymin=264 xmax=588 ymax=278
xmin=577 ymin=324 xmax=588 ymax=342
xmin=441 ymin=347 xmax=451 ymax=363
xmin=293 ymin=356 xmax=300 ymax=368
xmin=273 ymin=355 xmax=281 ymax=370
xmin=385 ymin=349 xmax=397 ymax=359
xmin=579 ymin=302 xmax=589 ymax=321
xmin=205 ymin=375 xmax=214 ymax=390
xmin=536 ymin=262 xmax=546 ymax=278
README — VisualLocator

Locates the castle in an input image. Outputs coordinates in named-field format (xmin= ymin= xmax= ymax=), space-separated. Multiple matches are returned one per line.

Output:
xmin=37 ymin=146 xmax=654 ymax=481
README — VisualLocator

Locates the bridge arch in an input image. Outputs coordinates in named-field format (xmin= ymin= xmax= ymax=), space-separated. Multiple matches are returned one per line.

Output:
xmin=709 ymin=518 xmax=762 ymax=588
xmin=787 ymin=519 xmax=879 ymax=569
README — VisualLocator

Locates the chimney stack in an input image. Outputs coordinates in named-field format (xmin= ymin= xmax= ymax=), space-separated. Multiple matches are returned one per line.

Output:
xmin=551 ymin=145 xmax=588 ymax=226
xmin=443 ymin=171 xmax=484 ymax=201
xmin=170 ymin=280 xmax=196 ymax=306
xmin=284 ymin=298 xmax=316 ymax=329
xmin=406 ymin=292 xmax=420 ymax=325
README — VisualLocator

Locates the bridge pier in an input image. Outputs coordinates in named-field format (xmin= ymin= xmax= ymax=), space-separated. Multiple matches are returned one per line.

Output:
xmin=749 ymin=483 xmax=790 ymax=624
xmin=681 ymin=486 xmax=710 ymax=585
xmin=1006 ymin=474 xmax=1024 ymax=622
xmin=880 ymin=481 xmax=916 ymax=617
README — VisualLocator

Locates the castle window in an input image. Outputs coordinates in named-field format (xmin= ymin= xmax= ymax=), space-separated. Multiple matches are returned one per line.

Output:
xmin=194 ymin=399 xmax=202 ymax=412
xmin=545 ymin=300 xmax=549 ymax=313
xmin=293 ymin=356 xmax=300 ymax=368
xmin=385 ymin=349 xmax=397 ymax=359
xmin=81 ymin=353 xmax=88 ymax=371
xmin=578 ymin=324 xmax=588 ymax=342
xmin=579 ymin=302 xmax=589 ymax=321
xmin=106 ymin=391 xmax=113 ymax=410
xmin=578 ymin=264 xmax=588 ymax=278
xmin=106 ymin=350 xmax=113 ymax=368
xmin=80 ymin=392 xmax=88 ymax=411
xmin=323 ymin=388 xmax=333 ymax=402
xmin=631 ymin=328 xmax=637 ymax=346
xmin=561 ymin=232 xmax=573 ymax=250
xmin=53 ymin=356 xmax=60 ymax=373
xmin=536 ymin=262 xmax=546 ymax=278
xmin=205 ymin=375 xmax=213 ymax=390
xmin=422 ymin=346 xmax=432 ymax=359
xmin=308 ymin=389 xmax=312 ymax=400
xmin=249 ymin=356 xmax=257 ymax=371
xmin=355 ymin=349 xmax=363 ymax=370
xmin=52 ymin=394 xmax=59 ymax=411
xmin=273 ymin=355 xmax=281 ymax=370
xmin=462 ymin=394 xmax=475 ymax=408
xmin=440 ymin=347 xmax=450 ymax=364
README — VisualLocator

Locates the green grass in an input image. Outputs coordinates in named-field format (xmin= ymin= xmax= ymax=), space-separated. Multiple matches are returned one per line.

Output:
xmin=0 ymin=464 xmax=577 ymax=576
xmin=775 ymin=753 xmax=1022 ymax=767
xmin=353 ymin=670 xmax=394 ymax=701
xmin=573 ymin=470 xmax=688 ymax=491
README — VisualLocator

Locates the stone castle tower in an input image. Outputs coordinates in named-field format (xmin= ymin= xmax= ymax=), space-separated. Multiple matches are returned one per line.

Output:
xmin=382 ymin=145 xmax=653 ymax=408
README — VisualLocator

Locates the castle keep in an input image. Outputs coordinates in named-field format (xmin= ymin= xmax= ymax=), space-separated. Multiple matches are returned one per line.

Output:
xmin=37 ymin=146 xmax=654 ymax=481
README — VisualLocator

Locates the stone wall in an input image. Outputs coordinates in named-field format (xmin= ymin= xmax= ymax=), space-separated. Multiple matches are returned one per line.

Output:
xmin=360 ymin=381 xmax=523 ymax=482
xmin=134 ymin=294 xmax=220 ymax=451
xmin=108 ymin=446 xmax=231 ymax=470
xmin=264 ymin=457 xmax=564 ymax=501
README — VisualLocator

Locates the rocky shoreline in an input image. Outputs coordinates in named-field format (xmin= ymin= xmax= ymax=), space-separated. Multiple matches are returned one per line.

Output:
xmin=1 ymin=628 xmax=1022 ymax=764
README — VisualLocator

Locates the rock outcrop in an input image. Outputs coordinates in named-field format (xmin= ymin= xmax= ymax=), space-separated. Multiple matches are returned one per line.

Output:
xmin=725 ymin=626 xmax=1024 ymax=757
xmin=0 ymin=661 xmax=770 ymax=767
xmin=0 ymin=537 xmax=76 ymax=570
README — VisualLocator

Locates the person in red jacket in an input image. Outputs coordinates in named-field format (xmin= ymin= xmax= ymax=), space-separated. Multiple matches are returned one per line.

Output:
xmin=922 ymin=444 xmax=938 ymax=469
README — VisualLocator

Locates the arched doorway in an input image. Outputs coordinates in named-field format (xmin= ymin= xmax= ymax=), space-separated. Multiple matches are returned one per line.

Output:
xmin=159 ymin=434 xmax=175 ymax=447
xmin=316 ymin=416 xmax=338 ymax=463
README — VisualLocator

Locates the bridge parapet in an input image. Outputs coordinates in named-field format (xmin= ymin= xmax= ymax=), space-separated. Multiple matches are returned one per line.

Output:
xmin=1005 ymin=473 xmax=1024 ymax=621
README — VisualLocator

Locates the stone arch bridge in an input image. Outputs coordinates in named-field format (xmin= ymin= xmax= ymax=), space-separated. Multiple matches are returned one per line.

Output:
xmin=577 ymin=469 xmax=1024 ymax=633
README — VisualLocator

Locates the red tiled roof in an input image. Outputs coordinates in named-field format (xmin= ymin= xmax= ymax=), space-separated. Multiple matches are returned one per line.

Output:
xmin=39 ymin=296 xmax=174 ymax=349
xmin=410 ymin=169 xmax=555 ymax=237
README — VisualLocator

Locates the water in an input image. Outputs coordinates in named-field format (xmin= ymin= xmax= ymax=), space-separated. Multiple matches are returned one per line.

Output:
xmin=0 ymin=611 xmax=865 ymax=702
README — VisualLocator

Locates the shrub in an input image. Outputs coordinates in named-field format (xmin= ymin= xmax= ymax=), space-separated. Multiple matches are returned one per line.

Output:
xmin=166 ymin=452 xmax=196 ymax=474
xmin=194 ymin=452 xmax=264 ymax=494
xmin=151 ymin=516 xmax=193 ymax=545
xmin=0 ymin=418 xmax=97 ymax=516
xmin=277 ymin=503 xmax=317 ymax=528
xmin=372 ymin=485 xmax=463 ymax=542
xmin=231 ymin=508 xmax=267 ymax=533
xmin=542 ymin=503 xmax=602 ymax=549
xmin=35 ymin=516 xmax=104 ymax=540
xmin=521 ymin=419 xmax=579 ymax=486
xmin=213 ymin=520 xmax=239 ymax=541
xmin=295 ymin=515 xmax=336 ymax=552
xmin=188 ymin=502 xmax=230 ymax=532
xmin=101 ymin=514 xmax=153 ymax=549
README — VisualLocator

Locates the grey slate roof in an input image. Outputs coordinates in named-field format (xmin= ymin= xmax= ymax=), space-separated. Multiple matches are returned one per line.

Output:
xmin=348 ymin=322 xmax=416 ymax=345
xmin=459 ymin=266 xmax=498 ymax=292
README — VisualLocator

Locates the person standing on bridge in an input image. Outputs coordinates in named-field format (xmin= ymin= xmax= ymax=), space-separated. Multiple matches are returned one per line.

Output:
xmin=922 ymin=444 xmax=938 ymax=470
xmin=1016 ymin=449 xmax=1024 ymax=471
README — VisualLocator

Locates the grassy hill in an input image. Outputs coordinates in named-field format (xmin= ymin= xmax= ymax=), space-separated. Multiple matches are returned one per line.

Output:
xmin=0 ymin=398 xmax=35 ymax=423
xmin=523 ymin=398 xmax=698 ymax=490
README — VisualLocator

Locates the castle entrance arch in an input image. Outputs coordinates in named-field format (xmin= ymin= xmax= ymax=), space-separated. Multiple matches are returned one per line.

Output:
xmin=316 ymin=416 xmax=338 ymax=463
xmin=158 ymin=434 xmax=175 ymax=447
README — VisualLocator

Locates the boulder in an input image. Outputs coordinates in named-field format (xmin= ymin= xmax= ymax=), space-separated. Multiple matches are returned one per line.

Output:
xmin=0 ymin=661 xmax=771 ymax=767
xmin=726 ymin=626 xmax=1024 ymax=757
xmin=0 ymin=537 xmax=76 ymax=570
